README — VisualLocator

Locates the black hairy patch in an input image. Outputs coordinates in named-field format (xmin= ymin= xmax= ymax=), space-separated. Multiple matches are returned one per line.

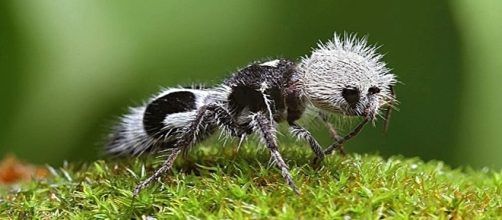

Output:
xmin=228 ymin=86 xmax=284 ymax=114
xmin=225 ymin=59 xmax=294 ymax=121
xmin=285 ymin=87 xmax=305 ymax=123
xmin=143 ymin=91 xmax=197 ymax=138
xmin=368 ymin=86 xmax=380 ymax=95
xmin=342 ymin=87 xmax=360 ymax=107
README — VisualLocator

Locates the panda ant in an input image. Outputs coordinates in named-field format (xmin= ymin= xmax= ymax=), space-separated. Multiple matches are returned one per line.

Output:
xmin=106 ymin=34 xmax=398 ymax=196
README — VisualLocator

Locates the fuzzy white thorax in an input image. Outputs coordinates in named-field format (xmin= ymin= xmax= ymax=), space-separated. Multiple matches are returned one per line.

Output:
xmin=296 ymin=34 xmax=397 ymax=117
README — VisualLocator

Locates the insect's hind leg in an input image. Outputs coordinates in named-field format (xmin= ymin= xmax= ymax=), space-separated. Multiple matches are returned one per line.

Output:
xmin=133 ymin=148 xmax=181 ymax=196
xmin=253 ymin=112 xmax=300 ymax=194
xmin=133 ymin=104 xmax=242 ymax=196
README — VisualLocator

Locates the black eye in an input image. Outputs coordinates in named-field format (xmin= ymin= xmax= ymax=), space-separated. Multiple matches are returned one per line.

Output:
xmin=368 ymin=87 xmax=380 ymax=95
xmin=342 ymin=87 xmax=360 ymax=107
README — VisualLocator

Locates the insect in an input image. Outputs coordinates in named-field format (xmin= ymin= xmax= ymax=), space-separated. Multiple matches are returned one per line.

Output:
xmin=106 ymin=34 xmax=397 ymax=196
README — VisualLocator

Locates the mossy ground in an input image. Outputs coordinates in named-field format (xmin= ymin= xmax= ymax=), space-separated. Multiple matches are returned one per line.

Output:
xmin=1 ymin=144 xmax=501 ymax=219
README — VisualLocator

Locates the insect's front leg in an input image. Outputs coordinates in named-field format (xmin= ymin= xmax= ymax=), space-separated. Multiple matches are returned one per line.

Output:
xmin=324 ymin=118 xmax=369 ymax=155
xmin=318 ymin=112 xmax=346 ymax=155
xmin=288 ymin=122 xmax=324 ymax=165
xmin=253 ymin=112 xmax=300 ymax=194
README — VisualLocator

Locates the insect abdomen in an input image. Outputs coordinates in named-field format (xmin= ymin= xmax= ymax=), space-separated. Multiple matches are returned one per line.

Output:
xmin=143 ymin=91 xmax=197 ymax=138
xmin=106 ymin=89 xmax=206 ymax=155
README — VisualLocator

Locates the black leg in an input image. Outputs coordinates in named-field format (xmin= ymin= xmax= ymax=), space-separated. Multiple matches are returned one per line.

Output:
xmin=206 ymin=104 xmax=249 ymax=138
xmin=289 ymin=122 xmax=324 ymax=165
xmin=133 ymin=104 xmax=242 ymax=197
xmin=324 ymin=118 xmax=369 ymax=155
xmin=318 ymin=112 xmax=343 ymax=142
xmin=254 ymin=112 xmax=300 ymax=194
xmin=318 ymin=112 xmax=346 ymax=155
xmin=133 ymin=148 xmax=180 ymax=197
xmin=383 ymin=85 xmax=396 ymax=133
xmin=178 ymin=104 xmax=247 ymax=154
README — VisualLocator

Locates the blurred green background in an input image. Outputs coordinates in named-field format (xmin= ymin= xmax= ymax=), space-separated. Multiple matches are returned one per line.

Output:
xmin=1 ymin=1 xmax=501 ymax=168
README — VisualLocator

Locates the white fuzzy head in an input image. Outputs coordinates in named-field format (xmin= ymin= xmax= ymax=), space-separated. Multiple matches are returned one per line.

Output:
xmin=297 ymin=34 xmax=397 ymax=119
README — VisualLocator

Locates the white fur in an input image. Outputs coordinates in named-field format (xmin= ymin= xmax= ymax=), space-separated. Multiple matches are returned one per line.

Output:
xmin=259 ymin=59 xmax=280 ymax=67
xmin=297 ymin=34 xmax=397 ymax=117
xmin=107 ymin=106 xmax=156 ymax=155
xmin=259 ymin=82 xmax=275 ymax=123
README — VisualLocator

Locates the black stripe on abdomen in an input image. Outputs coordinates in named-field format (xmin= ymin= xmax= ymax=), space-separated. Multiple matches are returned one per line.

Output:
xmin=143 ymin=91 xmax=197 ymax=138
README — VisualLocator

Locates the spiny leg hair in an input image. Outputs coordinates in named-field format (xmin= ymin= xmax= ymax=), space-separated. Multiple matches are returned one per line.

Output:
xmin=288 ymin=122 xmax=324 ymax=165
xmin=254 ymin=112 xmax=300 ymax=194
xmin=133 ymin=104 xmax=243 ymax=196
xmin=178 ymin=104 xmax=246 ymax=155
xmin=133 ymin=148 xmax=180 ymax=197
xmin=206 ymin=104 xmax=249 ymax=138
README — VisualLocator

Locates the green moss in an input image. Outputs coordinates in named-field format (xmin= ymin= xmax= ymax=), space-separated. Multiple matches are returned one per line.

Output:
xmin=1 ymin=144 xmax=501 ymax=219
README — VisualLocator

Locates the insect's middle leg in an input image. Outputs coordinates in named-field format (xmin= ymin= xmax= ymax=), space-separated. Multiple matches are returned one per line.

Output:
xmin=253 ymin=112 xmax=300 ymax=194
xmin=288 ymin=122 xmax=324 ymax=165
